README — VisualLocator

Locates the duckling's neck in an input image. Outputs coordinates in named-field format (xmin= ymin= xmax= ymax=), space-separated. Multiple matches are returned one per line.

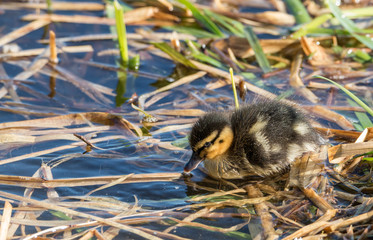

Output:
xmin=203 ymin=154 xmax=241 ymax=179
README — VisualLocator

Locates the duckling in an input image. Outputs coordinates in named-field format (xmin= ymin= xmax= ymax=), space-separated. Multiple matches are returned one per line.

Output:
xmin=184 ymin=100 xmax=321 ymax=179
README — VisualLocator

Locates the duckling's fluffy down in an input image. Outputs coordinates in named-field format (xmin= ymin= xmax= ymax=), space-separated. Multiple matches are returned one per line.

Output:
xmin=186 ymin=100 xmax=321 ymax=179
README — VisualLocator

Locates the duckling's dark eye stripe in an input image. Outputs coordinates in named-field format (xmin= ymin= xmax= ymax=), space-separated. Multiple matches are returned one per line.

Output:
xmin=197 ymin=130 xmax=222 ymax=153
xmin=210 ymin=132 xmax=221 ymax=145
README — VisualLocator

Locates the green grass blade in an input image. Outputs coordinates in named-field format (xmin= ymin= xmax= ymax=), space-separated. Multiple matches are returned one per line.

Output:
xmin=347 ymin=99 xmax=373 ymax=128
xmin=314 ymin=75 xmax=373 ymax=118
xmin=343 ymin=7 xmax=373 ymax=18
xmin=229 ymin=68 xmax=239 ymax=109
xmin=46 ymin=0 xmax=52 ymax=12
xmin=152 ymin=42 xmax=196 ymax=68
xmin=284 ymin=0 xmax=312 ymax=24
xmin=244 ymin=26 xmax=271 ymax=73
xmin=177 ymin=0 xmax=224 ymax=37
xmin=114 ymin=0 xmax=128 ymax=66
xmin=327 ymin=0 xmax=373 ymax=49
xmin=291 ymin=14 xmax=333 ymax=39
xmin=203 ymin=10 xmax=245 ymax=36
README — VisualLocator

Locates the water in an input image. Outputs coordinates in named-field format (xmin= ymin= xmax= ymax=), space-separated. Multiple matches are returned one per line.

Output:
xmin=0 ymin=2 xmax=254 ymax=239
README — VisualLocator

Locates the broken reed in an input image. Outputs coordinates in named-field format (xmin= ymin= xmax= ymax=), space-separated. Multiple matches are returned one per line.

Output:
xmin=114 ymin=0 xmax=128 ymax=66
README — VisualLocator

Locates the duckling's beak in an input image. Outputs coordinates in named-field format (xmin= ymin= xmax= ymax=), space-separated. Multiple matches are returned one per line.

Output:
xmin=184 ymin=152 xmax=203 ymax=172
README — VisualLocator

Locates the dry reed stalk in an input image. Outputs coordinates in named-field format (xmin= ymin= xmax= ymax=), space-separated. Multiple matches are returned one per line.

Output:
xmin=138 ymin=71 xmax=206 ymax=109
xmin=301 ymin=187 xmax=334 ymax=213
xmin=171 ymin=216 xmax=249 ymax=233
xmin=150 ymin=109 xmax=205 ymax=117
xmin=0 ymin=108 xmax=57 ymax=117
xmin=1 ymin=1 xmax=104 ymax=11
xmin=144 ymin=92 xmax=171 ymax=108
xmin=151 ymin=123 xmax=193 ymax=135
xmin=289 ymin=52 xmax=319 ymax=103
xmin=0 ymin=190 xmax=162 ymax=240
xmin=0 ymin=45 xmax=93 ymax=60
xmin=49 ymin=31 xmax=58 ymax=63
xmin=164 ymin=206 xmax=217 ymax=233
xmin=0 ymin=134 xmax=125 ymax=166
xmin=315 ymin=127 xmax=373 ymax=141
xmin=0 ymin=201 xmax=12 ymax=240
xmin=155 ymin=0 xmax=173 ymax=10
xmin=245 ymin=185 xmax=279 ymax=240
xmin=0 ymin=19 xmax=50 ymax=47
xmin=328 ymin=141 xmax=373 ymax=163
xmin=93 ymin=229 xmax=108 ymax=240
xmin=306 ymin=105 xmax=354 ymax=130
xmin=22 ymin=221 xmax=99 ymax=240
xmin=22 ymin=6 xmax=162 ymax=26
xmin=282 ymin=209 xmax=337 ymax=240
xmin=324 ymin=209 xmax=373 ymax=232
xmin=85 ymin=174 xmax=134 ymax=196
xmin=189 ymin=59 xmax=279 ymax=100
xmin=0 ymin=172 xmax=182 ymax=188
xmin=190 ymin=59 xmax=243 ymax=81
xmin=188 ymin=188 xmax=246 ymax=202
xmin=102 ymin=227 xmax=120 ymax=239
xmin=79 ymin=230 xmax=95 ymax=240
xmin=326 ymin=105 xmax=366 ymax=112
xmin=0 ymin=112 xmax=132 ymax=133
xmin=9 ymin=218 xmax=91 ymax=227
xmin=337 ymin=128 xmax=369 ymax=174
xmin=333 ymin=190 xmax=373 ymax=204
xmin=121 ymin=6 xmax=160 ymax=24
xmin=6 ymin=167 xmax=45 ymax=239
xmin=0 ymin=125 xmax=111 ymax=137
xmin=308 ymin=81 xmax=336 ymax=89
xmin=22 ymin=13 xmax=116 ymax=25
xmin=39 ymin=32 xmax=195 ymax=44
xmin=269 ymin=209 xmax=304 ymax=228
xmin=198 ymin=3 xmax=294 ymax=25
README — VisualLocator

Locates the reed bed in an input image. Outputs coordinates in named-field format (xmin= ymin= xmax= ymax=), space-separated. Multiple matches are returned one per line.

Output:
xmin=0 ymin=0 xmax=372 ymax=239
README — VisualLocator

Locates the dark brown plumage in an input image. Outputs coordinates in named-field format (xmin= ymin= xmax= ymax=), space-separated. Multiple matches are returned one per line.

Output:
xmin=184 ymin=100 xmax=321 ymax=179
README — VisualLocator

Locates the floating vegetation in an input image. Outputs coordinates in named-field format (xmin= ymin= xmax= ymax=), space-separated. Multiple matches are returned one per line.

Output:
xmin=0 ymin=0 xmax=372 ymax=239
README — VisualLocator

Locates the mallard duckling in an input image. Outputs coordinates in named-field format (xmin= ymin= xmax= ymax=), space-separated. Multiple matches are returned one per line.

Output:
xmin=184 ymin=100 xmax=321 ymax=179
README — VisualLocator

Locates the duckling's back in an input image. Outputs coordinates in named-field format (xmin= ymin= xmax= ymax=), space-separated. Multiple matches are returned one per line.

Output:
xmin=229 ymin=100 xmax=320 ymax=176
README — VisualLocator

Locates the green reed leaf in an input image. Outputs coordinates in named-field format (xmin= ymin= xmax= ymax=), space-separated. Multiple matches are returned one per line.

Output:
xmin=284 ymin=0 xmax=312 ymax=24
xmin=152 ymin=42 xmax=196 ymax=68
xmin=114 ymin=0 xmax=128 ymax=66
xmin=177 ymin=0 xmax=224 ymax=37
xmin=314 ymin=75 xmax=373 ymax=118
xmin=244 ymin=27 xmax=271 ymax=73
xmin=327 ymin=0 xmax=373 ymax=49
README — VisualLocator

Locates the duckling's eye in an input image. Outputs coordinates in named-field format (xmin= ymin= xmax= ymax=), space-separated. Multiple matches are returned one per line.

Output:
xmin=204 ymin=142 xmax=211 ymax=148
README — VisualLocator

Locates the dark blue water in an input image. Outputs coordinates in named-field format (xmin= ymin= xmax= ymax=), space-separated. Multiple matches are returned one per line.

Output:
xmin=0 ymin=2 xmax=255 ymax=239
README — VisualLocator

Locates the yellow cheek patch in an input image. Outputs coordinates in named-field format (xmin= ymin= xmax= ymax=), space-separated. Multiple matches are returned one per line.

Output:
xmin=205 ymin=126 xmax=233 ymax=160
xmin=195 ymin=130 xmax=218 ymax=151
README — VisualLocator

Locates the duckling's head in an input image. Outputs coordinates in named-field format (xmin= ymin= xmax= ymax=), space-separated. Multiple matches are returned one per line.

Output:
xmin=184 ymin=112 xmax=234 ymax=173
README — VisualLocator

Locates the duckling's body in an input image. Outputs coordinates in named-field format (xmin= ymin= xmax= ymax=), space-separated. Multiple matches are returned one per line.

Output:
xmin=185 ymin=101 xmax=321 ymax=179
